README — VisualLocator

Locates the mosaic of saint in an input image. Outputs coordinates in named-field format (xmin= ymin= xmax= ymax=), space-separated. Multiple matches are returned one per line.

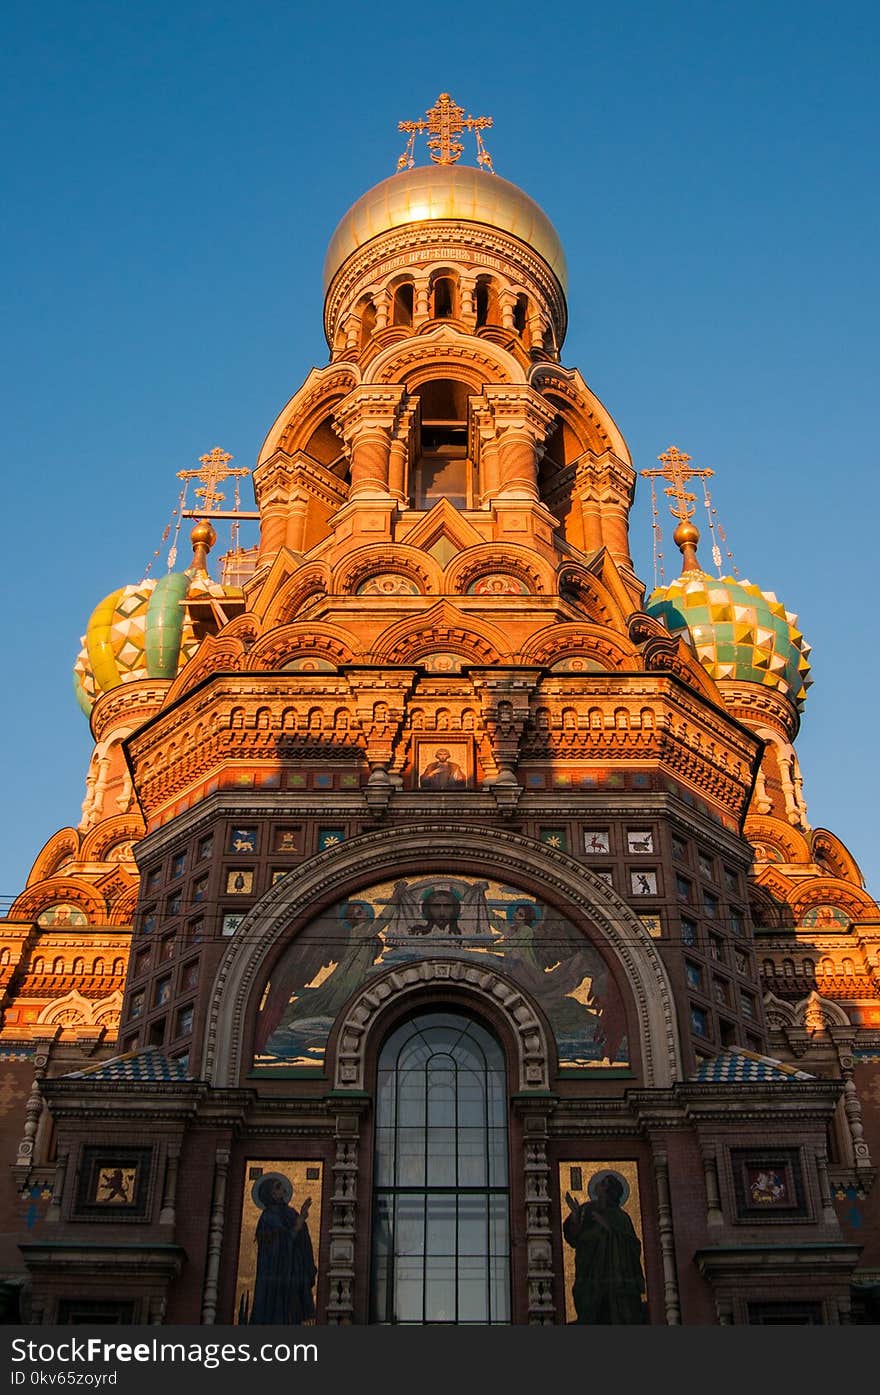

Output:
xmin=253 ymin=877 xmax=629 ymax=1072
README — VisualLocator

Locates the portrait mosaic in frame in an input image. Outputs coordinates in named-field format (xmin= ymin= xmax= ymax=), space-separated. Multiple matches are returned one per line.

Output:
xmin=730 ymin=1149 xmax=807 ymax=1220
xmin=75 ymin=1146 xmax=152 ymax=1220
xmin=234 ymin=1160 xmax=323 ymax=1325
xmin=557 ymin=1160 xmax=646 ymax=1324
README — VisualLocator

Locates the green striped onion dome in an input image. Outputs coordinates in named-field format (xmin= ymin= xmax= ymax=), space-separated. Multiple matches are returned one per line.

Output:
xmin=645 ymin=572 xmax=812 ymax=711
xmin=73 ymin=573 xmax=202 ymax=718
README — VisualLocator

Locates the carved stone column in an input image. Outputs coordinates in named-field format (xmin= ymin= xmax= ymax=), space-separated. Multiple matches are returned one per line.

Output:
xmin=470 ymin=668 xmax=542 ymax=814
xmin=571 ymin=465 xmax=604 ymax=552
xmin=520 ymin=1108 xmax=555 ymax=1324
xmin=652 ymin=1150 xmax=681 ymax=1325
xmin=476 ymin=387 xmax=556 ymax=505
xmin=14 ymin=1036 xmax=55 ymax=1186
xmin=497 ymin=427 xmax=541 ymax=500
xmin=333 ymin=387 xmax=408 ymax=501
xmin=700 ymin=1145 xmax=724 ymax=1227
xmin=413 ymin=277 xmax=430 ymax=327
xmin=835 ymin=1038 xmax=872 ymax=1172
xmin=46 ymin=1151 xmax=69 ymax=1224
xmin=201 ymin=1145 xmax=231 ymax=1324
xmin=159 ymin=1144 xmax=181 ymax=1227
xmin=387 ymin=402 xmax=417 ymax=505
xmin=326 ymin=1105 xmax=365 ymax=1325
xmin=373 ymin=291 xmax=391 ymax=332
xmin=459 ymin=276 xmax=476 ymax=329
xmin=815 ymin=1150 xmax=838 ymax=1224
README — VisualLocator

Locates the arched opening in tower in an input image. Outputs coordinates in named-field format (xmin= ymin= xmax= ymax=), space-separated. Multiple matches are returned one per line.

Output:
xmin=412 ymin=378 xmax=470 ymax=509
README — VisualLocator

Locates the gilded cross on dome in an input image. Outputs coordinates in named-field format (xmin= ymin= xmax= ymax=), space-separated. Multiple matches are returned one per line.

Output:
xmin=641 ymin=446 xmax=714 ymax=527
xmin=397 ymin=93 xmax=495 ymax=172
xmin=177 ymin=447 xmax=250 ymax=515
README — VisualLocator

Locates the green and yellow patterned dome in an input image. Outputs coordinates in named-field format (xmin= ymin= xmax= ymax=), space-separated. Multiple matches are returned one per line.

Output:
xmin=73 ymin=522 xmax=234 ymax=719
xmin=73 ymin=574 xmax=200 ymax=717
xmin=646 ymin=570 xmax=812 ymax=711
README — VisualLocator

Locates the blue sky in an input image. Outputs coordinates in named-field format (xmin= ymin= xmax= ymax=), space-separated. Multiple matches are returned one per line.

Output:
xmin=2 ymin=1 xmax=878 ymax=903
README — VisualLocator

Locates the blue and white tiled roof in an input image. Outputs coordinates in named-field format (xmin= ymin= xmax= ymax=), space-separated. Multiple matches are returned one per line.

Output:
xmin=690 ymin=1047 xmax=814 ymax=1083
xmin=65 ymin=1047 xmax=191 ymax=1082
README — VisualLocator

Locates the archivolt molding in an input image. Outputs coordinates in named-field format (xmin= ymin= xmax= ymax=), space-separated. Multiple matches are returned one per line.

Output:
xmin=108 ymin=889 xmax=138 ymax=926
xmin=202 ymin=824 xmax=683 ymax=1090
xmin=257 ymin=364 xmax=361 ymax=466
xmin=10 ymin=878 xmax=107 ymax=925
xmin=80 ymin=814 xmax=144 ymax=863
xmin=518 ymin=622 xmax=638 ymax=670
xmin=333 ymin=959 xmax=552 ymax=1091
xmin=373 ymin=605 xmax=508 ymax=666
xmin=443 ymin=545 xmax=555 ymax=597
xmin=259 ymin=562 xmax=333 ymax=628
xmin=332 ymin=545 xmax=442 ymax=597
xmin=163 ymin=635 xmax=246 ymax=705
xmin=27 ymin=829 xmax=81 ymax=888
xmin=557 ymin=563 xmax=628 ymax=629
xmin=793 ymin=990 xmax=852 ymax=1029
xmin=367 ymin=329 xmax=523 ymax=390
xmin=744 ymin=815 xmax=812 ymax=866
xmin=244 ymin=623 xmax=359 ymax=671
xmin=789 ymin=878 xmax=876 ymax=923
xmin=528 ymin=363 xmax=631 ymax=465
xmin=762 ymin=991 xmax=798 ymax=1029
xmin=811 ymin=828 xmax=864 ymax=887
xmin=36 ymin=988 xmax=123 ymax=1030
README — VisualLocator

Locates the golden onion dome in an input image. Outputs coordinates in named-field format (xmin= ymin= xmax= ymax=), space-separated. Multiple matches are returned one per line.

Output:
xmin=323 ymin=164 xmax=568 ymax=293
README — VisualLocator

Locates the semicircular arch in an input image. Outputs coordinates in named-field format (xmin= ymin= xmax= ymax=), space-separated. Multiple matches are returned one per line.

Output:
xmin=202 ymin=824 xmax=682 ymax=1090
xmin=245 ymin=622 xmax=359 ymax=671
xmin=366 ymin=329 xmax=525 ymax=390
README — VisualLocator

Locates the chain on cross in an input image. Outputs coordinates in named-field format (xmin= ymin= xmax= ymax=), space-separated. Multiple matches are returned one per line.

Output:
xmin=397 ymin=93 xmax=494 ymax=173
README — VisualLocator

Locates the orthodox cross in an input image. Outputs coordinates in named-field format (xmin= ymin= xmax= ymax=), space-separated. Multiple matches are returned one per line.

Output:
xmin=177 ymin=447 xmax=254 ymax=519
xmin=640 ymin=445 xmax=714 ymax=526
xmin=397 ymin=93 xmax=494 ymax=172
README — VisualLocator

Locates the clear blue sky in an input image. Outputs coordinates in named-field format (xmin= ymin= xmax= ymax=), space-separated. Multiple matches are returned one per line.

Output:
xmin=2 ymin=1 xmax=878 ymax=904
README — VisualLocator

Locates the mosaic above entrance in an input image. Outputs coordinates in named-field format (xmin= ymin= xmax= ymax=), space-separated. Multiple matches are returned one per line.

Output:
xmin=253 ymin=876 xmax=629 ymax=1073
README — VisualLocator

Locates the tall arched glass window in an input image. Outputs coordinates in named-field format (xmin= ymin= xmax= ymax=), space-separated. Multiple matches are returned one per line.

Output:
xmin=370 ymin=1011 xmax=510 ymax=1325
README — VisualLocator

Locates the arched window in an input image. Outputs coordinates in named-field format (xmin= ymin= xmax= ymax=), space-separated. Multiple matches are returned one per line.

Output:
xmin=392 ymin=283 xmax=414 ymax=327
xmin=370 ymin=1011 xmax=510 ymax=1325
xmin=412 ymin=379 xmax=470 ymax=509
xmin=431 ymin=276 xmax=456 ymax=319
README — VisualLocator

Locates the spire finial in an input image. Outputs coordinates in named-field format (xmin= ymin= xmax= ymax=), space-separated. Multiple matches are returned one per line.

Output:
xmin=641 ymin=446 xmax=714 ymax=574
xmin=189 ymin=518 xmax=217 ymax=576
xmin=397 ymin=93 xmax=494 ymax=172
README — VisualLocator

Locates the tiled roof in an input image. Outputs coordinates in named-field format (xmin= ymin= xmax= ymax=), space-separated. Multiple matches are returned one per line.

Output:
xmin=690 ymin=1047 xmax=814 ymax=1083
xmin=65 ymin=1047 xmax=191 ymax=1082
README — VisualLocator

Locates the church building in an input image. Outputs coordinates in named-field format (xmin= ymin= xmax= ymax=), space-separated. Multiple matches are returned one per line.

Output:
xmin=2 ymin=95 xmax=878 ymax=1326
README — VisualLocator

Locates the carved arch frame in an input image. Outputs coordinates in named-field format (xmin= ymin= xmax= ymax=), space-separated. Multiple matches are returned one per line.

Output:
xmin=202 ymin=824 xmax=683 ymax=1089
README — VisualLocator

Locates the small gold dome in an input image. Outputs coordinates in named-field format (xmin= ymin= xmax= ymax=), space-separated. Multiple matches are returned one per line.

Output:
xmin=190 ymin=519 xmax=218 ymax=549
xmin=323 ymin=164 xmax=568 ymax=293
xmin=673 ymin=521 xmax=700 ymax=548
